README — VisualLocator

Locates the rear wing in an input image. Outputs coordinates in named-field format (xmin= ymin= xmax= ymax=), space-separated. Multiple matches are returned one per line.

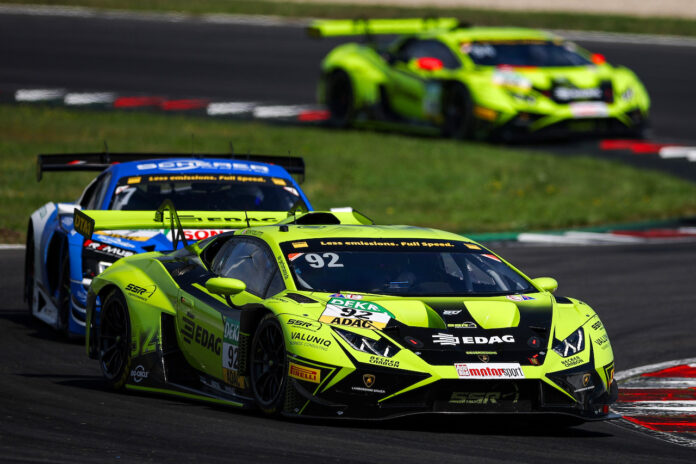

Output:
xmin=37 ymin=152 xmax=306 ymax=182
xmin=307 ymin=17 xmax=460 ymax=38
xmin=74 ymin=200 xmax=288 ymax=250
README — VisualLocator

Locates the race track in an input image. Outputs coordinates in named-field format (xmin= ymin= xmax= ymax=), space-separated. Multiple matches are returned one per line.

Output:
xmin=1 ymin=10 xmax=696 ymax=142
xmin=1 ymin=7 xmax=696 ymax=462
xmin=1 ymin=244 xmax=695 ymax=463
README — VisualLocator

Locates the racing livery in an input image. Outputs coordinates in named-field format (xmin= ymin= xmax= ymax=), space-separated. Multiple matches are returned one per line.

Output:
xmin=81 ymin=206 xmax=617 ymax=421
xmin=310 ymin=18 xmax=650 ymax=139
xmin=25 ymin=153 xmax=311 ymax=336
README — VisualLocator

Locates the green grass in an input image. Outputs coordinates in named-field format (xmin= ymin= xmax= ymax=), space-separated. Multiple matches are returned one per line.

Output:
xmin=5 ymin=0 xmax=696 ymax=37
xmin=2 ymin=104 xmax=696 ymax=243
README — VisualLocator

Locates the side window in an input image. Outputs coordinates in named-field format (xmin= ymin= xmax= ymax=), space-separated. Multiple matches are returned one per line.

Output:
xmin=84 ymin=173 xmax=112 ymax=210
xmin=78 ymin=176 xmax=100 ymax=209
xmin=211 ymin=238 xmax=281 ymax=297
xmin=264 ymin=270 xmax=284 ymax=298
xmin=397 ymin=39 xmax=460 ymax=69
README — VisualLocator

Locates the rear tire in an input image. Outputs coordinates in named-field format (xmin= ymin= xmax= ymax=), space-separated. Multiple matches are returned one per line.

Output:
xmin=57 ymin=252 xmax=71 ymax=336
xmin=99 ymin=290 xmax=132 ymax=390
xmin=250 ymin=314 xmax=288 ymax=415
xmin=325 ymin=69 xmax=355 ymax=127
xmin=442 ymin=83 xmax=474 ymax=139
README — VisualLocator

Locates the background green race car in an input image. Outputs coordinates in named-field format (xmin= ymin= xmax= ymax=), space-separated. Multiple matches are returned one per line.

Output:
xmin=79 ymin=204 xmax=617 ymax=421
xmin=310 ymin=18 xmax=650 ymax=140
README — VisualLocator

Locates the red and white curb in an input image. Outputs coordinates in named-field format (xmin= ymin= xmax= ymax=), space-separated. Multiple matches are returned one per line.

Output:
xmin=601 ymin=139 xmax=696 ymax=163
xmin=9 ymin=87 xmax=330 ymax=122
xmin=612 ymin=358 xmax=696 ymax=448
xmin=518 ymin=228 xmax=696 ymax=245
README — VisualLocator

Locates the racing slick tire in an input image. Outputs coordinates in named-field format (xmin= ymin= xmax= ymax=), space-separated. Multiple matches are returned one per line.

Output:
xmin=250 ymin=313 xmax=288 ymax=415
xmin=98 ymin=289 xmax=132 ymax=390
xmin=325 ymin=69 xmax=355 ymax=128
xmin=442 ymin=83 xmax=474 ymax=139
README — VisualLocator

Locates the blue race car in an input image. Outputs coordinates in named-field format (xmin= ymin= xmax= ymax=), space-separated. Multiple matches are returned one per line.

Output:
xmin=25 ymin=153 xmax=311 ymax=337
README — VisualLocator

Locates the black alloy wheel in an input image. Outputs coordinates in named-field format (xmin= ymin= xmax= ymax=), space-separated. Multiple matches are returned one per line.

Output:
xmin=250 ymin=314 xmax=288 ymax=414
xmin=442 ymin=83 xmax=474 ymax=139
xmin=325 ymin=69 xmax=354 ymax=127
xmin=99 ymin=290 xmax=131 ymax=389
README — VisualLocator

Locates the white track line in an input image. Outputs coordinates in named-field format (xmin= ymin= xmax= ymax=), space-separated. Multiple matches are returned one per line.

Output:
xmin=64 ymin=92 xmax=116 ymax=105
xmin=15 ymin=88 xmax=65 ymax=101
xmin=615 ymin=358 xmax=696 ymax=381
xmin=0 ymin=244 xmax=25 ymax=250
xmin=253 ymin=105 xmax=311 ymax=118
xmin=206 ymin=102 xmax=256 ymax=116
xmin=659 ymin=146 xmax=696 ymax=161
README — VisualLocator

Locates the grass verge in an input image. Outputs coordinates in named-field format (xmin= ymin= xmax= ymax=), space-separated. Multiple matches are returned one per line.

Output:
xmin=2 ymin=104 xmax=696 ymax=244
xmin=4 ymin=0 xmax=696 ymax=37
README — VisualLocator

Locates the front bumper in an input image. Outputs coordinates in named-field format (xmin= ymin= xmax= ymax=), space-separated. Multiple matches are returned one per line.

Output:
xmin=476 ymin=104 xmax=648 ymax=141
xmin=283 ymin=360 xmax=618 ymax=421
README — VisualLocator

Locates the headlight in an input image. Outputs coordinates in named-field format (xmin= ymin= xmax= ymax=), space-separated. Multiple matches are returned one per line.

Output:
xmin=333 ymin=327 xmax=400 ymax=358
xmin=552 ymin=328 xmax=585 ymax=357
xmin=622 ymin=87 xmax=634 ymax=101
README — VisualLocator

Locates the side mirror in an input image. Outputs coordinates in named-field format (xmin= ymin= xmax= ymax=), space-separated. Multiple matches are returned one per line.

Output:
xmin=532 ymin=277 xmax=558 ymax=293
xmin=205 ymin=277 xmax=246 ymax=296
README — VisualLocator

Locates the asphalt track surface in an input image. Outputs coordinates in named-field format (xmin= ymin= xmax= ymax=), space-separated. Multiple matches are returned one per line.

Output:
xmin=1 ymin=9 xmax=696 ymax=463
xmin=1 ymin=11 xmax=696 ymax=143
xmin=1 ymin=244 xmax=695 ymax=463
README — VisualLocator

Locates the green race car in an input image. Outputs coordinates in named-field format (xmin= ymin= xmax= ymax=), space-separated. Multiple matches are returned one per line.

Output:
xmin=80 ymin=204 xmax=617 ymax=421
xmin=310 ymin=18 xmax=650 ymax=140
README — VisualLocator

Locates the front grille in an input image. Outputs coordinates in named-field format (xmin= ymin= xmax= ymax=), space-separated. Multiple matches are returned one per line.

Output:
xmin=381 ymin=379 xmax=541 ymax=413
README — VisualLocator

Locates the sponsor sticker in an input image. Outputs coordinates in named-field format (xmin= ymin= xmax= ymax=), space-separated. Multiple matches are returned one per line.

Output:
xmin=222 ymin=316 xmax=246 ymax=389
xmin=570 ymin=101 xmax=609 ymax=118
xmin=130 ymin=365 xmax=149 ymax=383
xmin=292 ymin=241 xmax=308 ymax=249
xmin=136 ymin=159 xmax=269 ymax=174
xmin=289 ymin=332 xmax=332 ymax=350
xmin=506 ymin=294 xmax=535 ymax=302
xmin=125 ymin=283 xmax=156 ymax=300
xmin=319 ymin=298 xmax=394 ymax=329
xmin=482 ymin=254 xmax=501 ymax=262
xmin=455 ymin=363 xmax=525 ymax=379
xmin=433 ymin=333 xmax=515 ymax=346
xmin=288 ymin=362 xmax=320 ymax=383
xmin=368 ymin=356 xmax=400 ymax=368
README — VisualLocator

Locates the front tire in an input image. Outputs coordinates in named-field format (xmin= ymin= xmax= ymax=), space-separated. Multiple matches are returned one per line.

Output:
xmin=325 ymin=69 xmax=355 ymax=128
xmin=99 ymin=290 xmax=132 ymax=390
xmin=442 ymin=83 xmax=474 ymax=139
xmin=250 ymin=314 xmax=288 ymax=415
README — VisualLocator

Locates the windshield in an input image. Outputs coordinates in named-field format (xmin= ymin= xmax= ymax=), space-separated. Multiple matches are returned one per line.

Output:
xmin=281 ymin=239 xmax=535 ymax=296
xmin=462 ymin=40 xmax=592 ymax=67
xmin=109 ymin=173 xmax=305 ymax=211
